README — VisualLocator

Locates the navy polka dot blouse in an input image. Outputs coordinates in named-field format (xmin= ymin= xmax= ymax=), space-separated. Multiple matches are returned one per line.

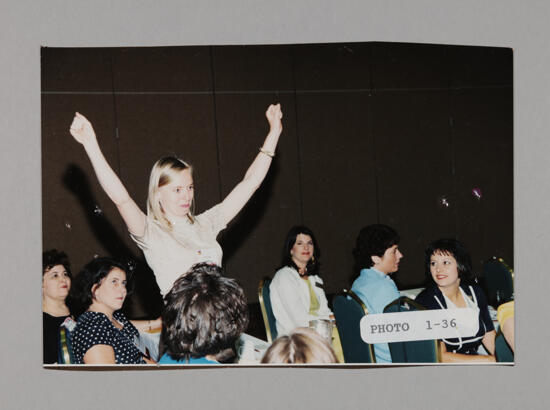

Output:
xmin=72 ymin=311 xmax=145 ymax=364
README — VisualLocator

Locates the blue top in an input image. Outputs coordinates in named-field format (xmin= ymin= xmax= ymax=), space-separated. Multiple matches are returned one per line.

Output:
xmin=159 ymin=353 xmax=218 ymax=364
xmin=351 ymin=267 xmax=400 ymax=363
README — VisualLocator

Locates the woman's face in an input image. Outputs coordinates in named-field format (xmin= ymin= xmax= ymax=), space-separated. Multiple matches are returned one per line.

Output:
xmin=429 ymin=251 xmax=460 ymax=289
xmin=373 ymin=244 xmax=403 ymax=274
xmin=291 ymin=233 xmax=314 ymax=269
xmin=42 ymin=264 xmax=71 ymax=301
xmin=157 ymin=168 xmax=194 ymax=218
xmin=92 ymin=268 xmax=127 ymax=313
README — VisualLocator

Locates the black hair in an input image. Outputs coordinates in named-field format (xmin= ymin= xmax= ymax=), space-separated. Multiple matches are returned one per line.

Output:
xmin=162 ymin=263 xmax=249 ymax=362
xmin=353 ymin=224 xmax=400 ymax=271
xmin=67 ymin=257 xmax=133 ymax=317
xmin=42 ymin=249 xmax=72 ymax=279
xmin=424 ymin=238 xmax=474 ymax=284
xmin=280 ymin=225 xmax=321 ymax=276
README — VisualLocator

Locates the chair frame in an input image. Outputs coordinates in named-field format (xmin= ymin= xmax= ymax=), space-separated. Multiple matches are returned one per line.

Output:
xmin=494 ymin=326 xmax=514 ymax=363
xmin=333 ymin=289 xmax=376 ymax=362
xmin=58 ymin=326 xmax=73 ymax=364
xmin=384 ymin=296 xmax=442 ymax=363
xmin=258 ymin=277 xmax=275 ymax=343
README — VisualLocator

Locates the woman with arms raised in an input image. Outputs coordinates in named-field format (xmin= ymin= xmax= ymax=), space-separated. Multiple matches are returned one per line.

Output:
xmin=415 ymin=238 xmax=496 ymax=363
xmin=69 ymin=105 xmax=282 ymax=296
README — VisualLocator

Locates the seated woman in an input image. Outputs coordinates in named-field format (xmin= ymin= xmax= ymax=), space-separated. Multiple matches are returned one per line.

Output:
xmin=159 ymin=263 xmax=249 ymax=364
xmin=415 ymin=239 xmax=496 ymax=363
xmin=261 ymin=327 xmax=338 ymax=364
xmin=42 ymin=249 xmax=73 ymax=364
xmin=269 ymin=226 xmax=344 ymax=362
xmin=270 ymin=226 xmax=333 ymax=336
xmin=69 ymin=257 xmax=154 ymax=364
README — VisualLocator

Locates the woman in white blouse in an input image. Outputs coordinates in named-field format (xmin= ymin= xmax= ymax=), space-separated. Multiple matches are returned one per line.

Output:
xmin=269 ymin=226 xmax=333 ymax=337
xmin=69 ymin=104 xmax=283 ymax=297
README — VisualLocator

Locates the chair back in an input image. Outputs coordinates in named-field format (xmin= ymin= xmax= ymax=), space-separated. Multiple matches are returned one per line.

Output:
xmin=383 ymin=297 xmax=440 ymax=363
xmin=258 ymin=277 xmax=277 ymax=343
xmin=332 ymin=289 xmax=375 ymax=363
xmin=495 ymin=328 xmax=514 ymax=362
xmin=482 ymin=257 xmax=514 ymax=306
xmin=57 ymin=317 xmax=77 ymax=364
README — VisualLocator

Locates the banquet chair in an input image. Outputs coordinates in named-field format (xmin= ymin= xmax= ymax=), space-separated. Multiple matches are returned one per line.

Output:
xmin=57 ymin=318 xmax=77 ymax=364
xmin=258 ymin=277 xmax=277 ymax=343
xmin=383 ymin=296 xmax=441 ymax=363
xmin=495 ymin=327 xmax=514 ymax=363
xmin=332 ymin=289 xmax=376 ymax=363
xmin=482 ymin=256 xmax=514 ymax=307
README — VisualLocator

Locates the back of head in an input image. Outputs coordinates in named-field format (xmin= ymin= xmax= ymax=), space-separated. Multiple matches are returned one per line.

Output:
xmin=353 ymin=224 xmax=400 ymax=270
xmin=163 ymin=263 xmax=249 ymax=362
xmin=425 ymin=238 xmax=473 ymax=283
xmin=261 ymin=327 xmax=338 ymax=364
xmin=147 ymin=156 xmax=194 ymax=228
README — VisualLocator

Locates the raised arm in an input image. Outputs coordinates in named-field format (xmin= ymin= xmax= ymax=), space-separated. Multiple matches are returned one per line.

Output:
xmin=218 ymin=104 xmax=283 ymax=224
xmin=69 ymin=113 xmax=146 ymax=237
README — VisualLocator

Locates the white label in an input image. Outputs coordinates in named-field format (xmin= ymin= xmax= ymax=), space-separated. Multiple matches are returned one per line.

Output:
xmin=360 ymin=308 xmax=479 ymax=344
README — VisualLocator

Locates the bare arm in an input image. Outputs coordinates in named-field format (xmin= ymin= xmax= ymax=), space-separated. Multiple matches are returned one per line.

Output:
xmin=481 ymin=329 xmax=496 ymax=355
xmin=83 ymin=344 xmax=116 ymax=364
xmin=130 ymin=317 xmax=162 ymax=333
xmin=218 ymin=104 xmax=283 ymax=224
xmin=501 ymin=319 xmax=515 ymax=352
xmin=438 ymin=340 xmax=496 ymax=363
xmin=69 ymin=113 xmax=146 ymax=236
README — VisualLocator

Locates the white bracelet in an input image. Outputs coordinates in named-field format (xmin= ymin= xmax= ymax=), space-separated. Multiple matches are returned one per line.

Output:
xmin=259 ymin=147 xmax=275 ymax=158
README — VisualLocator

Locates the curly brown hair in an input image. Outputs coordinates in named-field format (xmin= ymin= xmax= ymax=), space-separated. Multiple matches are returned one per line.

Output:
xmin=162 ymin=263 xmax=249 ymax=362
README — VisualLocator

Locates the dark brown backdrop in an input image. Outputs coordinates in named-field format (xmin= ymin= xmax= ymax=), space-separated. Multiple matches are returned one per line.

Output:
xmin=41 ymin=42 xmax=513 ymax=321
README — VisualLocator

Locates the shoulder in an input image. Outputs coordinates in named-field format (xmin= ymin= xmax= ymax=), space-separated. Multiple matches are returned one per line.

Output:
xmin=273 ymin=266 xmax=298 ymax=281
xmin=461 ymin=283 xmax=485 ymax=299
xmin=113 ymin=310 xmax=128 ymax=323
xmin=75 ymin=311 xmax=111 ymax=332
xmin=415 ymin=286 xmax=440 ymax=308
xmin=196 ymin=203 xmax=223 ymax=223
xmin=159 ymin=353 xmax=182 ymax=364
xmin=310 ymin=274 xmax=324 ymax=285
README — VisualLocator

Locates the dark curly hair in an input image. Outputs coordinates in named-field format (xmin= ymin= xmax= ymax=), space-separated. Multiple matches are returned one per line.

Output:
xmin=280 ymin=225 xmax=321 ymax=276
xmin=68 ymin=257 xmax=133 ymax=317
xmin=162 ymin=263 xmax=249 ymax=363
xmin=353 ymin=224 xmax=400 ymax=271
xmin=425 ymin=238 xmax=473 ymax=283
xmin=43 ymin=249 xmax=72 ymax=278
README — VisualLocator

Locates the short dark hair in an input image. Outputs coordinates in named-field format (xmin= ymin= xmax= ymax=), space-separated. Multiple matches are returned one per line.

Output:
xmin=162 ymin=263 xmax=249 ymax=362
xmin=353 ymin=224 xmax=400 ymax=270
xmin=425 ymin=238 xmax=473 ymax=283
xmin=68 ymin=257 xmax=132 ymax=317
xmin=280 ymin=225 xmax=321 ymax=276
xmin=43 ymin=249 xmax=71 ymax=278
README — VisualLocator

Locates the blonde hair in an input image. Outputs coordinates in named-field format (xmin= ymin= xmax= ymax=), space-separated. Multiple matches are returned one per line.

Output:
xmin=261 ymin=327 xmax=338 ymax=364
xmin=147 ymin=156 xmax=195 ymax=230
